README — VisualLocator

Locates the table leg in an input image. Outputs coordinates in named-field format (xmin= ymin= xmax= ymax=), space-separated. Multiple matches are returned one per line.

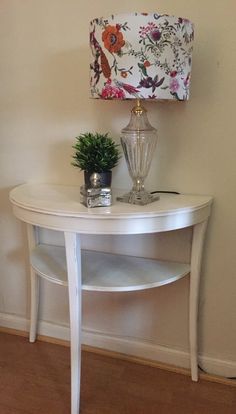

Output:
xmin=189 ymin=220 xmax=208 ymax=381
xmin=26 ymin=224 xmax=39 ymax=343
xmin=64 ymin=232 xmax=82 ymax=414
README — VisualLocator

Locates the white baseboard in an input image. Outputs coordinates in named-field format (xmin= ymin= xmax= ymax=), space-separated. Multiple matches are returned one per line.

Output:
xmin=1 ymin=312 xmax=235 ymax=379
xmin=0 ymin=312 xmax=30 ymax=332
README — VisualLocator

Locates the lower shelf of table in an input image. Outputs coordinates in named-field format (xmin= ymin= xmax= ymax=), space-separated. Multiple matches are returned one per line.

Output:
xmin=30 ymin=244 xmax=190 ymax=292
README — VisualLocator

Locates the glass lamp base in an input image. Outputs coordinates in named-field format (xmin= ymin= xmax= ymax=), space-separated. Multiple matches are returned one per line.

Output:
xmin=117 ymin=190 xmax=159 ymax=206
xmin=118 ymin=100 xmax=159 ymax=206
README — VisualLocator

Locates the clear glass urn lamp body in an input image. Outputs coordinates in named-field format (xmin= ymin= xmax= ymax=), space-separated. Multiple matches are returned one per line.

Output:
xmin=116 ymin=100 xmax=159 ymax=205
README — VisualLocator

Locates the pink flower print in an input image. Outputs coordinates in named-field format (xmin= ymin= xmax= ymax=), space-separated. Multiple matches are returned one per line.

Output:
xmin=139 ymin=26 xmax=149 ymax=38
xmin=147 ymin=22 xmax=158 ymax=31
xmin=170 ymin=78 xmax=180 ymax=93
xmin=184 ymin=73 xmax=190 ymax=87
xmin=116 ymin=89 xmax=126 ymax=98
xmin=101 ymin=82 xmax=125 ymax=99
xmin=170 ymin=70 xmax=178 ymax=78
xmin=150 ymin=29 xmax=161 ymax=41
xmin=139 ymin=22 xmax=158 ymax=38
xmin=178 ymin=17 xmax=190 ymax=24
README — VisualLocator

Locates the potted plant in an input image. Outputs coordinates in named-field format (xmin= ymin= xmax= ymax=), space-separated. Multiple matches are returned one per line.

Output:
xmin=72 ymin=132 xmax=121 ymax=188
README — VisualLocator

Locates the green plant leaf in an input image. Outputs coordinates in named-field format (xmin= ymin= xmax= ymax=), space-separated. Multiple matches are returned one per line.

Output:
xmin=71 ymin=132 xmax=121 ymax=172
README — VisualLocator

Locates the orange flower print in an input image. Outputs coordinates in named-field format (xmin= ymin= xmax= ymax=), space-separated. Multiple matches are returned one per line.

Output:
xmin=102 ymin=25 xmax=125 ymax=53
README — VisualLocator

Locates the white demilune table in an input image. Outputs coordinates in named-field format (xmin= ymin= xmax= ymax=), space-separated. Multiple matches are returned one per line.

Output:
xmin=9 ymin=184 xmax=212 ymax=414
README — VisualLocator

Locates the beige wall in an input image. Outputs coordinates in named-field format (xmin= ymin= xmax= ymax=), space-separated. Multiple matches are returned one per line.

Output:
xmin=1 ymin=1 xmax=236 ymax=374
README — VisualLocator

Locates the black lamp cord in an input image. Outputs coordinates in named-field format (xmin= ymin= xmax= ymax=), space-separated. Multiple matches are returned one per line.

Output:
xmin=151 ymin=190 xmax=180 ymax=195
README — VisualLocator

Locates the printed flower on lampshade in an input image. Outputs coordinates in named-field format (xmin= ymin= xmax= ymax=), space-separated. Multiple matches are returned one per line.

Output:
xmin=89 ymin=13 xmax=194 ymax=101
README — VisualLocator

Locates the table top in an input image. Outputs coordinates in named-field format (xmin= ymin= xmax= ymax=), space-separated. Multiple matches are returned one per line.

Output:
xmin=10 ymin=183 xmax=213 ymax=234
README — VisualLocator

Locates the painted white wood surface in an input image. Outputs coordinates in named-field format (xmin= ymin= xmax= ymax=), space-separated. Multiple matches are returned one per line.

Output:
xmin=10 ymin=184 xmax=212 ymax=234
xmin=9 ymin=183 xmax=212 ymax=414
xmin=64 ymin=232 xmax=82 ymax=414
xmin=26 ymin=224 xmax=39 ymax=343
xmin=30 ymin=244 xmax=190 ymax=291
xmin=189 ymin=220 xmax=208 ymax=381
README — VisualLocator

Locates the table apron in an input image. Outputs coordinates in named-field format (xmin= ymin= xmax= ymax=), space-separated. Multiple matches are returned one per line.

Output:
xmin=12 ymin=204 xmax=211 ymax=234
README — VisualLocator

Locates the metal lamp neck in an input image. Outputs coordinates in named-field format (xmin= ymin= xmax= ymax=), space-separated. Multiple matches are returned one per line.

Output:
xmin=131 ymin=99 xmax=147 ymax=116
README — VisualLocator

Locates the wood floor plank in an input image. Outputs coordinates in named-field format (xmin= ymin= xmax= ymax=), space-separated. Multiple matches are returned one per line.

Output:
xmin=0 ymin=332 xmax=235 ymax=414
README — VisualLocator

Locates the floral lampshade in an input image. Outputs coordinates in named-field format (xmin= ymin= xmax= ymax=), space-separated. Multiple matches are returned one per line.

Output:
xmin=90 ymin=12 xmax=194 ymax=101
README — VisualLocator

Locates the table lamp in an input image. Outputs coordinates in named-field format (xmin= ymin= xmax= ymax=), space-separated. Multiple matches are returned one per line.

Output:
xmin=89 ymin=13 xmax=194 ymax=205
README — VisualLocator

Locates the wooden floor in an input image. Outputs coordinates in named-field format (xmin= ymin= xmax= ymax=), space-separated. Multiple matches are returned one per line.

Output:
xmin=0 ymin=332 xmax=235 ymax=414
